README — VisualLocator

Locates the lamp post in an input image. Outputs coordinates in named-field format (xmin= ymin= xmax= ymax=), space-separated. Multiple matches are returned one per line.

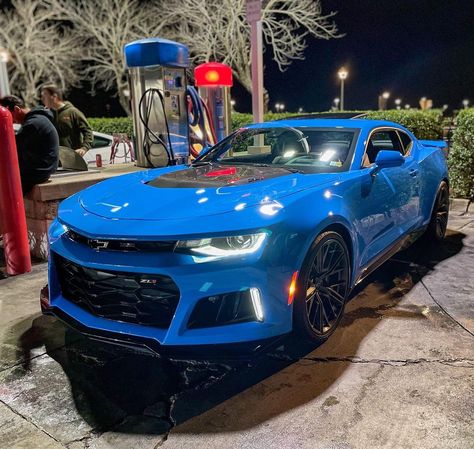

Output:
xmin=333 ymin=97 xmax=340 ymax=111
xmin=378 ymin=91 xmax=390 ymax=110
xmin=462 ymin=99 xmax=470 ymax=109
xmin=337 ymin=67 xmax=348 ymax=111
xmin=0 ymin=47 xmax=10 ymax=97
xmin=395 ymin=98 xmax=402 ymax=110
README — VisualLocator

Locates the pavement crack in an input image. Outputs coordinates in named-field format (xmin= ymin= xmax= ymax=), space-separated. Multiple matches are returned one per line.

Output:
xmin=266 ymin=352 xmax=474 ymax=367
xmin=301 ymin=356 xmax=474 ymax=367
xmin=456 ymin=219 xmax=473 ymax=231
xmin=66 ymin=434 xmax=94 ymax=448
xmin=0 ymin=397 xmax=66 ymax=446
xmin=416 ymin=268 xmax=474 ymax=338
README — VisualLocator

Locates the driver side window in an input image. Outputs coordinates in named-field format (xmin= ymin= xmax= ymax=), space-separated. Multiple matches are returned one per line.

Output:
xmin=364 ymin=129 xmax=404 ymax=165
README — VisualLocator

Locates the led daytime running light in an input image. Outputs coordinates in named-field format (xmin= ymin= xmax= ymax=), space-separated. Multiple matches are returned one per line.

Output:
xmin=177 ymin=233 xmax=267 ymax=257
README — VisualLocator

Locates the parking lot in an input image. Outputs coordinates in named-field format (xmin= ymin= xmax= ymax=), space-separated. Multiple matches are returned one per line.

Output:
xmin=1 ymin=205 xmax=473 ymax=449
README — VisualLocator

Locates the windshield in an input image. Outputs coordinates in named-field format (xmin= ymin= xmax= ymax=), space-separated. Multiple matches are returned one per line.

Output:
xmin=197 ymin=126 xmax=358 ymax=173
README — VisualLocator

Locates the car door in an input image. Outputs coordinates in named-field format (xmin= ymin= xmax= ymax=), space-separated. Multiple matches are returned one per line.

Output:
xmin=355 ymin=128 xmax=420 ymax=268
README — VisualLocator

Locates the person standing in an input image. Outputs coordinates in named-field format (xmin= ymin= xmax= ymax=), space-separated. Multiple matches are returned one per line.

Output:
xmin=0 ymin=95 xmax=59 ymax=194
xmin=40 ymin=84 xmax=93 ymax=157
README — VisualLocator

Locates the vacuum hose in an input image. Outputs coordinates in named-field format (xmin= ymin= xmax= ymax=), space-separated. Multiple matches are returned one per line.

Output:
xmin=138 ymin=88 xmax=175 ymax=167
xmin=187 ymin=86 xmax=217 ymax=159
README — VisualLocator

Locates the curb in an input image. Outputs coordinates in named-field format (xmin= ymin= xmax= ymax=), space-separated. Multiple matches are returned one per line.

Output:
xmin=449 ymin=198 xmax=471 ymax=213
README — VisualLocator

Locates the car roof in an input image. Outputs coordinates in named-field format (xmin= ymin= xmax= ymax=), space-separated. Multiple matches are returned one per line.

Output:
xmin=245 ymin=118 xmax=407 ymax=132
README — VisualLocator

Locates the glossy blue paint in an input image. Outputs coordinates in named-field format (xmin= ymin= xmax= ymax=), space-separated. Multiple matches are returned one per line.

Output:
xmin=124 ymin=38 xmax=189 ymax=68
xmin=46 ymin=119 xmax=448 ymax=347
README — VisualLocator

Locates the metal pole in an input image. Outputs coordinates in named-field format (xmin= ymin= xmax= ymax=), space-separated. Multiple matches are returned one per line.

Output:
xmin=250 ymin=19 xmax=264 ymax=124
xmin=340 ymin=79 xmax=344 ymax=111
xmin=0 ymin=60 xmax=10 ymax=97
xmin=0 ymin=106 xmax=31 ymax=275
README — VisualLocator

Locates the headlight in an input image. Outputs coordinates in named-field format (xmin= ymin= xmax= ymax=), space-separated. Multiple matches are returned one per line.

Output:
xmin=176 ymin=232 xmax=267 ymax=256
xmin=48 ymin=219 xmax=68 ymax=244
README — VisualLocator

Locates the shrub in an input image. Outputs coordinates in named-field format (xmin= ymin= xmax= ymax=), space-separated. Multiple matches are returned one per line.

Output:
xmin=88 ymin=117 xmax=133 ymax=136
xmin=364 ymin=109 xmax=444 ymax=140
xmin=449 ymin=108 xmax=474 ymax=198
xmin=231 ymin=110 xmax=443 ymax=140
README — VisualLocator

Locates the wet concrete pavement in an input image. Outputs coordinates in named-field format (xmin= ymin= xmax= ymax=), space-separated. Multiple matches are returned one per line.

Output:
xmin=0 ymin=208 xmax=473 ymax=449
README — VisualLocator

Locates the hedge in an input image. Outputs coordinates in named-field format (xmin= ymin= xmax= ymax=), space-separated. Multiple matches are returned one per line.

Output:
xmin=449 ymin=108 xmax=474 ymax=198
xmin=231 ymin=110 xmax=444 ymax=140
xmin=88 ymin=117 xmax=133 ymax=136
xmin=88 ymin=110 xmax=472 ymax=198
xmin=88 ymin=110 xmax=443 ymax=142
xmin=364 ymin=109 xmax=443 ymax=140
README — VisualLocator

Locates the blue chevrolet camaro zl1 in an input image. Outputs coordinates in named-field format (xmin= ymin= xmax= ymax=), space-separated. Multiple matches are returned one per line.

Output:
xmin=43 ymin=119 xmax=449 ymax=351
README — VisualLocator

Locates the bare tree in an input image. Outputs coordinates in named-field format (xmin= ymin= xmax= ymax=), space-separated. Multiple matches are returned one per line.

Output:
xmin=47 ymin=0 xmax=172 ymax=114
xmin=166 ymin=0 xmax=342 ymax=93
xmin=0 ymin=0 xmax=81 ymax=105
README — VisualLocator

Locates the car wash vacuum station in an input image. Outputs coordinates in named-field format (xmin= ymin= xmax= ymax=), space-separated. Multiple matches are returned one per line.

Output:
xmin=125 ymin=38 xmax=190 ymax=168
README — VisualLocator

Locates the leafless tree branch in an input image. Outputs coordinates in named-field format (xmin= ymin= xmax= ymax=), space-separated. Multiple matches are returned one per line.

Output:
xmin=0 ymin=0 xmax=82 ymax=105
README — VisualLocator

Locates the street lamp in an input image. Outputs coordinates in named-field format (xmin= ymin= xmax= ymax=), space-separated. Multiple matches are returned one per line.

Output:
xmin=231 ymin=99 xmax=236 ymax=111
xmin=462 ymin=99 xmax=470 ymax=108
xmin=405 ymin=104 xmax=411 ymax=109
xmin=333 ymin=97 xmax=340 ymax=111
xmin=337 ymin=67 xmax=348 ymax=111
xmin=275 ymin=103 xmax=285 ymax=112
xmin=0 ymin=47 xmax=10 ymax=97
xmin=298 ymin=107 xmax=303 ymax=113
xmin=395 ymin=98 xmax=402 ymax=110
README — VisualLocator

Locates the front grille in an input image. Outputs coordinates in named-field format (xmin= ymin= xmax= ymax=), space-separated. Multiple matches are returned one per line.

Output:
xmin=66 ymin=229 xmax=177 ymax=252
xmin=54 ymin=254 xmax=180 ymax=328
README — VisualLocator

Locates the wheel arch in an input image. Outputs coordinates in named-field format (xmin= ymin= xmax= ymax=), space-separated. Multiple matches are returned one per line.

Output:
xmin=297 ymin=217 xmax=357 ymax=288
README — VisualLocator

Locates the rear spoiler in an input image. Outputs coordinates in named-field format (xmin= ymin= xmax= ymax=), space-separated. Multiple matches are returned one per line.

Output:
xmin=419 ymin=140 xmax=449 ymax=157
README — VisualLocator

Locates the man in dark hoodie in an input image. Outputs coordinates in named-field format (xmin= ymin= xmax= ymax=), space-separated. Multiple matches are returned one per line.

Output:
xmin=0 ymin=95 xmax=59 ymax=194
xmin=40 ymin=84 xmax=93 ymax=157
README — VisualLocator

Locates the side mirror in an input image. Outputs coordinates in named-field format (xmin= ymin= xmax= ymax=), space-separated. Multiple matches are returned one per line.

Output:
xmin=374 ymin=150 xmax=404 ymax=168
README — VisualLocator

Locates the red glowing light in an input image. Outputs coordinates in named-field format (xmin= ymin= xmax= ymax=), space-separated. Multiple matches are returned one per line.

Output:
xmin=195 ymin=62 xmax=233 ymax=87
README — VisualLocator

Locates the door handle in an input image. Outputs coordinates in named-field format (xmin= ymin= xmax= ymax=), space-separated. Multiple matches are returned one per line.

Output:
xmin=409 ymin=169 xmax=419 ymax=177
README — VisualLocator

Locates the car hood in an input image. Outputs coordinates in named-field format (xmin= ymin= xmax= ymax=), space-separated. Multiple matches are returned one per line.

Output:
xmin=79 ymin=164 xmax=338 ymax=221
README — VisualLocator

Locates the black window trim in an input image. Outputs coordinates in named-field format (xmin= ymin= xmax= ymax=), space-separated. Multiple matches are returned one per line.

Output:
xmin=361 ymin=126 xmax=409 ymax=168
xmin=396 ymin=129 xmax=414 ymax=156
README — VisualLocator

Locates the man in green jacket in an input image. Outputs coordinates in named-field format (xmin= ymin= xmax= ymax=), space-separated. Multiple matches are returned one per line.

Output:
xmin=40 ymin=84 xmax=93 ymax=157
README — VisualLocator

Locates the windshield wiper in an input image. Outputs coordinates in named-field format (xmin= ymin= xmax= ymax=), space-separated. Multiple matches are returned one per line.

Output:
xmin=191 ymin=161 xmax=213 ymax=167
xmin=280 ymin=167 xmax=305 ymax=174
xmin=248 ymin=163 xmax=304 ymax=174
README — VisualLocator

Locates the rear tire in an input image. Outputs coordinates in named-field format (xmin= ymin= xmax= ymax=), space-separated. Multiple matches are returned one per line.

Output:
xmin=293 ymin=231 xmax=351 ymax=344
xmin=424 ymin=181 xmax=449 ymax=242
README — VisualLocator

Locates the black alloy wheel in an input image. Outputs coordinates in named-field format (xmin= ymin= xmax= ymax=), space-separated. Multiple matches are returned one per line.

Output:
xmin=426 ymin=181 xmax=449 ymax=242
xmin=294 ymin=231 xmax=351 ymax=343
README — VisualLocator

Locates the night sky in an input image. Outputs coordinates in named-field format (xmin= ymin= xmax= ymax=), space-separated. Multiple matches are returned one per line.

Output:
xmin=3 ymin=0 xmax=472 ymax=115
xmin=256 ymin=0 xmax=474 ymax=113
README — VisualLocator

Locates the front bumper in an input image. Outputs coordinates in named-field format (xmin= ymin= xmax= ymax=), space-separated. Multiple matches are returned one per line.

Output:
xmin=46 ymin=229 xmax=296 ymax=348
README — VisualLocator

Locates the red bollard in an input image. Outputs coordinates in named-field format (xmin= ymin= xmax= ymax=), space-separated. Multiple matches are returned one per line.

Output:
xmin=0 ymin=106 xmax=31 ymax=275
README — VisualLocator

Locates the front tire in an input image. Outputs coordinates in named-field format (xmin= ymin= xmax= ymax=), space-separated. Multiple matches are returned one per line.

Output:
xmin=293 ymin=231 xmax=351 ymax=343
